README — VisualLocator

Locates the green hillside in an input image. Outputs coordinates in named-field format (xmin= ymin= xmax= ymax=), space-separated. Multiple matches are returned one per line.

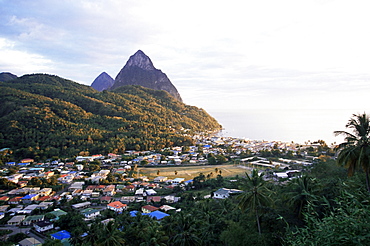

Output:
xmin=0 ymin=74 xmax=221 ymax=159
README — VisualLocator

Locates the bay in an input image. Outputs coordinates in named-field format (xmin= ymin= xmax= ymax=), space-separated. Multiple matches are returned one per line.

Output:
xmin=208 ymin=109 xmax=363 ymax=145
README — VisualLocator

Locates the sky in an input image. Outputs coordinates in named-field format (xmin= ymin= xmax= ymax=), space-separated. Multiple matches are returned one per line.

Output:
xmin=1 ymin=0 xmax=370 ymax=143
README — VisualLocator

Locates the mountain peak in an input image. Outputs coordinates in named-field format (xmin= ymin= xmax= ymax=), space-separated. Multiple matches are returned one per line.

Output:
xmin=126 ymin=50 xmax=155 ymax=70
xmin=111 ymin=50 xmax=182 ymax=102
xmin=91 ymin=72 xmax=114 ymax=91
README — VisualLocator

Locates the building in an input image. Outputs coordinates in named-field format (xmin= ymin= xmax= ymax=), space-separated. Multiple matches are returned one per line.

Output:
xmin=154 ymin=176 xmax=168 ymax=183
xmin=7 ymin=215 xmax=26 ymax=225
xmin=22 ymin=215 xmax=44 ymax=226
xmin=18 ymin=237 xmax=42 ymax=246
xmin=107 ymin=201 xmax=127 ymax=213
xmin=142 ymin=205 xmax=159 ymax=213
xmin=81 ymin=208 xmax=100 ymax=219
xmin=213 ymin=188 xmax=243 ymax=199
xmin=34 ymin=220 xmax=54 ymax=232
xmin=51 ymin=230 xmax=71 ymax=241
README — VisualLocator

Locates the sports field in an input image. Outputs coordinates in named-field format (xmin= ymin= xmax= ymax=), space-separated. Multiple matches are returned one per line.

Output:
xmin=137 ymin=164 xmax=251 ymax=180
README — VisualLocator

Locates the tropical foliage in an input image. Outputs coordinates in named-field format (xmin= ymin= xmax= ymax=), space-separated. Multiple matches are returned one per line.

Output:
xmin=0 ymin=74 xmax=221 ymax=160
xmin=334 ymin=113 xmax=370 ymax=192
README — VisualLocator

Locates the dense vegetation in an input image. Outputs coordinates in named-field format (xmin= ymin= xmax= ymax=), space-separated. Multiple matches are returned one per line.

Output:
xmin=0 ymin=74 xmax=221 ymax=160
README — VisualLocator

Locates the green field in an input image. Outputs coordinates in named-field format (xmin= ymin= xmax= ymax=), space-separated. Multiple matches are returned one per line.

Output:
xmin=137 ymin=164 xmax=251 ymax=180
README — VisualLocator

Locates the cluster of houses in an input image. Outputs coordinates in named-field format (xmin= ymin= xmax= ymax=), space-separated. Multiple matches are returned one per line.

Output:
xmin=0 ymin=136 xmax=323 ymax=244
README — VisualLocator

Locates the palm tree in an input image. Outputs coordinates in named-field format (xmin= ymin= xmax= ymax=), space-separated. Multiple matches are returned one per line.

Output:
xmin=334 ymin=113 xmax=370 ymax=193
xmin=96 ymin=221 xmax=125 ymax=246
xmin=165 ymin=213 xmax=202 ymax=246
xmin=286 ymin=176 xmax=318 ymax=219
xmin=237 ymin=169 xmax=273 ymax=234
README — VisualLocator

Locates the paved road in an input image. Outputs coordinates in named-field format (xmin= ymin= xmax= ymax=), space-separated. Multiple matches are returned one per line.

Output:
xmin=0 ymin=226 xmax=45 ymax=244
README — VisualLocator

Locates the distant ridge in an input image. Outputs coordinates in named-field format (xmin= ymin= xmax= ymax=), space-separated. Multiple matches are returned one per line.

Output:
xmin=91 ymin=72 xmax=114 ymax=91
xmin=111 ymin=50 xmax=182 ymax=102
xmin=0 ymin=72 xmax=17 ymax=82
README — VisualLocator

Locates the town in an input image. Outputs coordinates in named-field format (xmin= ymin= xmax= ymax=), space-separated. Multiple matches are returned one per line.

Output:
xmin=0 ymin=135 xmax=334 ymax=245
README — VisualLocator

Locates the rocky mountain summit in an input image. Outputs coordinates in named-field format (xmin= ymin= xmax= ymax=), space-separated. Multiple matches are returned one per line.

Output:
xmin=110 ymin=50 xmax=182 ymax=102
xmin=91 ymin=72 xmax=114 ymax=91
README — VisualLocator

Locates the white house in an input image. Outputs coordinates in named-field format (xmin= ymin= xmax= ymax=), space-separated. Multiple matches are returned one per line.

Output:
xmin=213 ymin=188 xmax=243 ymax=199
xmin=34 ymin=220 xmax=54 ymax=232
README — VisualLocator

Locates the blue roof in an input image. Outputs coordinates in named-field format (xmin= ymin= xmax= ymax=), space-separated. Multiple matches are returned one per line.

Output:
xmin=6 ymin=162 xmax=15 ymax=165
xmin=184 ymin=179 xmax=193 ymax=184
xmin=22 ymin=194 xmax=38 ymax=199
xmin=147 ymin=211 xmax=170 ymax=220
xmin=130 ymin=210 xmax=138 ymax=217
xmin=51 ymin=230 xmax=71 ymax=240
xmin=130 ymin=210 xmax=169 ymax=220
xmin=17 ymin=163 xmax=30 ymax=166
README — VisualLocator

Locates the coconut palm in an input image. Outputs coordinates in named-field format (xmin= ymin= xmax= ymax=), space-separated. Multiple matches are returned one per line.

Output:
xmin=286 ymin=176 xmax=318 ymax=219
xmin=237 ymin=169 xmax=273 ymax=234
xmin=334 ymin=113 xmax=370 ymax=192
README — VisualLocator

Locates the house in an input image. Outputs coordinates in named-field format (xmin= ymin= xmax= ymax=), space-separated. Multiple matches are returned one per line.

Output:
xmin=38 ymin=202 xmax=53 ymax=210
xmin=107 ymin=201 xmax=127 ymax=213
xmin=146 ymin=196 xmax=162 ymax=203
xmin=145 ymin=189 xmax=157 ymax=196
xmin=71 ymin=201 xmax=91 ymax=209
xmin=103 ymin=185 xmax=116 ymax=196
xmin=22 ymin=215 xmax=44 ymax=226
xmin=81 ymin=208 xmax=100 ymax=219
xmin=120 ymin=196 xmax=136 ymax=203
xmin=51 ymin=230 xmax=71 ymax=241
xmin=213 ymin=188 xmax=243 ymax=199
xmin=37 ymin=196 xmax=52 ymax=203
xmin=68 ymin=182 xmax=84 ymax=191
xmin=125 ymin=185 xmax=135 ymax=192
xmin=8 ymin=196 xmax=22 ymax=204
xmin=135 ymin=188 xmax=144 ymax=196
xmin=47 ymin=209 xmax=67 ymax=221
xmin=18 ymin=237 xmax=42 ymax=246
xmin=0 ymin=196 xmax=9 ymax=202
xmin=154 ymin=176 xmax=167 ymax=183
xmin=160 ymin=205 xmax=176 ymax=212
xmin=142 ymin=205 xmax=159 ymax=213
xmin=0 ymin=205 xmax=9 ymax=212
xmin=7 ymin=215 xmax=26 ymax=225
xmin=171 ymin=178 xmax=185 ymax=185
xmin=100 ymin=196 xmax=112 ymax=204
xmin=21 ymin=194 xmax=39 ymax=204
xmin=39 ymin=188 xmax=52 ymax=196
xmin=34 ymin=220 xmax=54 ymax=232
xmin=145 ymin=210 xmax=170 ymax=221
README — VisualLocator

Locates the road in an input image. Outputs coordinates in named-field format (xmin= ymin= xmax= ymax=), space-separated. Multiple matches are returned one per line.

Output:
xmin=0 ymin=226 xmax=45 ymax=244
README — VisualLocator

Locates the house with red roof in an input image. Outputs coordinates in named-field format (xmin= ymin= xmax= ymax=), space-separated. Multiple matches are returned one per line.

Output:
xmin=0 ymin=196 xmax=9 ymax=202
xmin=141 ymin=205 xmax=159 ymax=213
xmin=8 ymin=196 xmax=22 ymax=204
xmin=107 ymin=201 xmax=127 ymax=213
xmin=100 ymin=196 xmax=112 ymax=204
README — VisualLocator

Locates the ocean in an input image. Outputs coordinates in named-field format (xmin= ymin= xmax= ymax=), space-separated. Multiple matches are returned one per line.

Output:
xmin=208 ymin=109 xmax=363 ymax=145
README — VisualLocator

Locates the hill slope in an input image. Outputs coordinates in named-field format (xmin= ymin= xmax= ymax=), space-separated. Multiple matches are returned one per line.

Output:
xmin=0 ymin=74 xmax=221 ymax=159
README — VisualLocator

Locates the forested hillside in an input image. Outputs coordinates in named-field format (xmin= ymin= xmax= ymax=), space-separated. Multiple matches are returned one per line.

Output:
xmin=0 ymin=74 xmax=221 ymax=159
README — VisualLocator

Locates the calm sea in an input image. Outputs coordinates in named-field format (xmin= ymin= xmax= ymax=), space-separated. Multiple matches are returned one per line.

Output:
xmin=208 ymin=109 xmax=364 ymax=145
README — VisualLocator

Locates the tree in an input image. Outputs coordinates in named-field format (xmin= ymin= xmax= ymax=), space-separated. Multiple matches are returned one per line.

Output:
xmin=237 ymin=170 xmax=273 ymax=234
xmin=286 ymin=176 xmax=318 ymax=219
xmin=334 ymin=113 xmax=370 ymax=193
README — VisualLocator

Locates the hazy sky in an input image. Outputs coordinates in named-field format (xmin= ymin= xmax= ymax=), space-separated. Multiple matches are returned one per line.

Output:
xmin=1 ymin=0 xmax=370 ymax=142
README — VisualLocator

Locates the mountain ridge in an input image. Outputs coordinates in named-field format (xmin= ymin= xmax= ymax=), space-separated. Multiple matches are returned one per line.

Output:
xmin=0 ymin=73 xmax=220 ymax=159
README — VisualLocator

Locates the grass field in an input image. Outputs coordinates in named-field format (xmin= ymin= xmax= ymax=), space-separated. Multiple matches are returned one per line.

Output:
xmin=137 ymin=164 xmax=251 ymax=180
